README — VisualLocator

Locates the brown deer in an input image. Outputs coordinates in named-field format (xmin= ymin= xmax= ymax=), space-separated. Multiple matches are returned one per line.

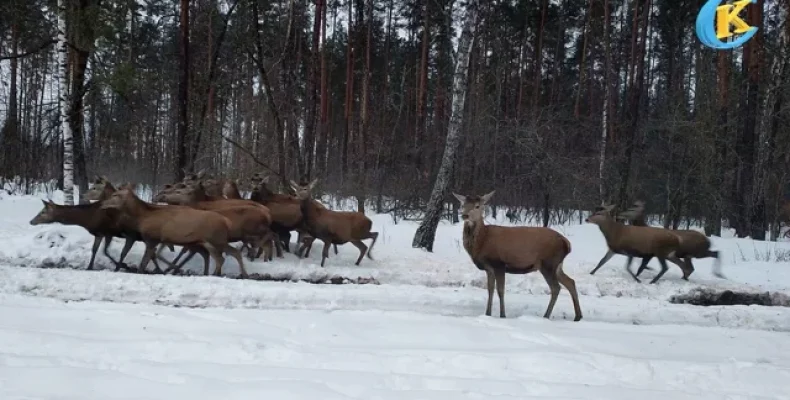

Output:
xmin=453 ymin=191 xmax=582 ymax=321
xmin=160 ymin=205 xmax=276 ymax=275
xmin=29 ymin=200 xmax=133 ymax=271
xmin=290 ymin=179 xmax=378 ymax=267
xmin=586 ymin=204 xmax=687 ymax=284
xmin=182 ymin=168 xmax=226 ymax=198
xmin=100 ymin=188 xmax=248 ymax=277
xmin=617 ymin=201 xmax=723 ymax=279
xmin=222 ymin=179 xmax=243 ymax=199
xmin=155 ymin=183 xmax=278 ymax=262
xmin=248 ymin=174 xmax=337 ymax=257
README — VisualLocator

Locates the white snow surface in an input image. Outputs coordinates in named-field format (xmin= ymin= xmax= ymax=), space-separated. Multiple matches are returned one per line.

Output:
xmin=1 ymin=190 xmax=789 ymax=399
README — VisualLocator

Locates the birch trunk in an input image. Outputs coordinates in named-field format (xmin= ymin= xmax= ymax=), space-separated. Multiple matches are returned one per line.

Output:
xmin=57 ymin=0 xmax=74 ymax=205
xmin=412 ymin=0 xmax=479 ymax=251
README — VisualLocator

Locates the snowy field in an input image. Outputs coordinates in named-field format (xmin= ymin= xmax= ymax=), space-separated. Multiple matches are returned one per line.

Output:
xmin=1 ymin=189 xmax=789 ymax=399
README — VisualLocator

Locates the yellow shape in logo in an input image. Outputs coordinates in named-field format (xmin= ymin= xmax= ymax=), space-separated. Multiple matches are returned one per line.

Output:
xmin=715 ymin=0 xmax=754 ymax=39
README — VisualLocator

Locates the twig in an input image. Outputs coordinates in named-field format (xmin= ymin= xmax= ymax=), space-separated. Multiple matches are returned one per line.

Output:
xmin=220 ymin=134 xmax=282 ymax=178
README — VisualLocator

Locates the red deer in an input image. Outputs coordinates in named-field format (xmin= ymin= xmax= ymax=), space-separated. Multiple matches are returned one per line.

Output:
xmin=248 ymin=174 xmax=337 ymax=257
xmin=453 ymin=191 xmax=582 ymax=321
xmin=154 ymin=183 xmax=278 ymax=262
xmin=290 ymin=179 xmax=378 ymax=267
xmin=586 ymin=204 xmax=686 ymax=284
xmin=99 ymin=188 xmax=248 ymax=277
xmin=616 ymin=201 xmax=723 ymax=279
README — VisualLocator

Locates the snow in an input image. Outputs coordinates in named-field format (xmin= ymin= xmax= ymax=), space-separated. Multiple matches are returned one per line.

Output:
xmin=0 ymin=190 xmax=789 ymax=399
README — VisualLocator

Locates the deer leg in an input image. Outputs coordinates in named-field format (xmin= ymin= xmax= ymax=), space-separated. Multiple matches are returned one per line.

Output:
xmin=86 ymin=235 xmax=102 ymax=270
xmin=273 ymin=234 xmax=284 ymax=258
xmin=116 ymin=237 xmax=137 ymax=272
xmin=555 ymin=262 xmax=583 ymax=321
xmin=365 ymin=232 xmax=379 ymax=260
xmin=589 ymin=250 xmax=615 ymax=275
xmin=649 ymin=258 xmax=670 ymax=284
xmin=200 ymin=243 xmax=225 ymax=276
xmin=300 ymin=237 xmax=312 ymax=258
xmin=334 ymin=244 xmax=338 ymax=255
xmin=100 ymin=236 xmax=125 ymax=270
xmin=162 ymin=247 xmax=197 ymax=274
xmin=223 ymin=244 xmax=248 ymax=278
xmin=279 ymin=231 xmax=291 ymax=253
xmin=666 ymin=255 xmax=687 ymax=275
xmin=305 ymin=237 xmax=317 ymax=258
xmin=320 ymin=240 xmax=330 ymax=267
xmin=494 ymin=269 xmax=506 ymax=318
xmin=635 ymin=256 xmax=653 ymax=276
xmin=484 ymin=268 xmax=495 ymax=317
xmin=628 ymin=258 xmax=647 ymax=283
xmin=351 ymin=240 xmax=368 ymax=266
xmin=295 ymin=231 xmax=307 ymax=257
xmin=540 ymin=263 xmax=561 ymax=320
xmin=137 ymin=242 xmax=157 ymax=274
xmin=681 ymin=257 xmax=695 ymax=280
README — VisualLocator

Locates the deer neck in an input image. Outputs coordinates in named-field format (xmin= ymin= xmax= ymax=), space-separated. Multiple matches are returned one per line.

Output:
xmin=462 ymin=219 xmax=486 ymax=257
xmin=300 ymin=196 xmax=321 ymax=226
xmin=597 ymin=218 xmax=624 ymax=243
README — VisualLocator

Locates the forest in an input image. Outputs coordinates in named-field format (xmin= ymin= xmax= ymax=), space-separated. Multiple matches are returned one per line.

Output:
xmin=0 ymin=0 xmax=788 ymax=249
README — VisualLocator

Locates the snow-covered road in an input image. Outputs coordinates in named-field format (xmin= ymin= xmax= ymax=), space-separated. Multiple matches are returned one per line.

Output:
xmin=2 ymin=293 xmax=789 ymax=400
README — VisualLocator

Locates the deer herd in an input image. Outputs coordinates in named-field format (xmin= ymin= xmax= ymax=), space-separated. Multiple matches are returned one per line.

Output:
xmin=27 ymin=172 xmax=724 ymax=324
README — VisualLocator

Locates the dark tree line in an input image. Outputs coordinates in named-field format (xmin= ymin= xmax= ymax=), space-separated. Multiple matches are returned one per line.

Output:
xmin=1 ymin=0 xmax=789 ymax=247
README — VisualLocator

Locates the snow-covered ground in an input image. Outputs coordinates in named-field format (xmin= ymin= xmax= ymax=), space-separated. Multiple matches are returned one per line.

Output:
xmin=1 ymin=189 xmax=789 ymax=399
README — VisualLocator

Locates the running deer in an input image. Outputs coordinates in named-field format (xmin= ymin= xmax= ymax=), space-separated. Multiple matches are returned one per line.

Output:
xmin=290 ymin=179 xmax=378 ymax=267
xmin=99 ymin=188 xmax=248 ymax=277
xmin=586 ymin=204 xmax=686 ymax=284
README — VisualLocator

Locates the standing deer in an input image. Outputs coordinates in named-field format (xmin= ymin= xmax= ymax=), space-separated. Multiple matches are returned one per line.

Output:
xmin=453 ymin=191 xmax=582 ymax=321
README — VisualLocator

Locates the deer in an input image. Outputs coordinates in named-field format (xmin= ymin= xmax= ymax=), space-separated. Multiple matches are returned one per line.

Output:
xmin=99 ymin=188 xmax=248 ymax=277
xmin=154 ymin=182 xmax=278 ymax=263
xmin=248 ymin=173 xmax=338 ymax=258
xmin=29 ymin=199 xmax=134 ymax=271
xmin=160 ymin=205 xmax=276 ymax=275
xmin=182 ymin=168 xmax=226 ymax=198
xmin=586 ymin=204 xmax=687 ymax=284
xmin=616 ymin=200 xmax=723 ymax=279
xmin=84 ymin=178 xmax=216 ymax=273
xmin=453 ymin=191 xmax=582 ymax=321
xmin=290 ymin=179 xmax=378 ymax=267
xmin=222 ymin=179 xmax=243 ymax=199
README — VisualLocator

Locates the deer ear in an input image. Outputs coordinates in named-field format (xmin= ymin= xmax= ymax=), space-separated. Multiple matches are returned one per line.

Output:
xmin=309 ymin=178 xmax=318 ymax=189
xmin=481 ymin=191 xmax=495 ymax=204
xmin=196 ymin=168 xmax=208 ymax=179
xmin=452 ymin=193 xmax=466 ymax=204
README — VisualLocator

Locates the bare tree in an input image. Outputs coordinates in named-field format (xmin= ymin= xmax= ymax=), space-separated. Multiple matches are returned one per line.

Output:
xmin=57 ymin=0 xmax=74 ymax=204
xmin=412 ymin=0 xmax=479 ymax=251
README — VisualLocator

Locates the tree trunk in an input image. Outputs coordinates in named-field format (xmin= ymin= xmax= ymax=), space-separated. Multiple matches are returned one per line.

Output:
xmin=600 ymin=0 xmax=612 ymax=202
xmin=736 ymin=0 xmax=764 ymax=239
xmin=412 ymin=0 xmax=479 ymax=251
xmin=57 ymin=0 xmax=74 ymax=204
xmin=176 ymin=0 xmax=190 ymax=181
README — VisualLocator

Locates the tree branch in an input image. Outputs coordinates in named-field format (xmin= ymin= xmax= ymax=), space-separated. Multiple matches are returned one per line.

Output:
xmin=220 ymin=134 xmax=282 ymax=178
xmin=0 ymin=39 xmax=56 ymax=61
